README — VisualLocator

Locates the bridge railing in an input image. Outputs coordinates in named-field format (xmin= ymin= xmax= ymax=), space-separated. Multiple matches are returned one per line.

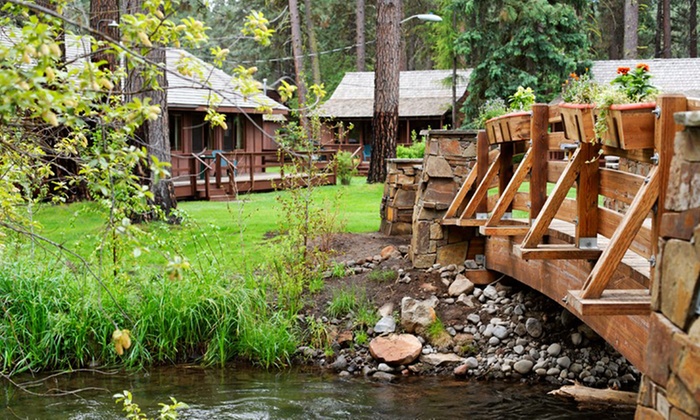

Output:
xmin=443 ymin=94 xmax=700 ymax=317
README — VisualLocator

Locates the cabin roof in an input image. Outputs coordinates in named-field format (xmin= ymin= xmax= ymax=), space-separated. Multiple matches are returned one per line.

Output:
xmin=166 ymin=49 xmax=287 ymax=112
xmin=590 ymin=58 xmax=700 ymax=98
xmin=317 ymin=69 xmax=471 ymax=118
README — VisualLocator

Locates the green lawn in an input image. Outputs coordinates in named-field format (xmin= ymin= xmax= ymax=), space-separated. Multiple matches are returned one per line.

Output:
xmin=30 ymin=176 xmax=383 ymax=270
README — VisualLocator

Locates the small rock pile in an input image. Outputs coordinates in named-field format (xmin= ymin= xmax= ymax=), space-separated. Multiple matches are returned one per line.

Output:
xmin=301 ymin=251 xmax=641 ymax=391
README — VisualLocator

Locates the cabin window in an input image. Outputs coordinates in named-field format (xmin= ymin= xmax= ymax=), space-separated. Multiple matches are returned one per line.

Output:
xmin=223 ymin=114 xmax=244 ymax=151
xmin=191 ymin=115 xmax=212 ymax=153
xmin=169 ymin=114 xmax=182 ymax=151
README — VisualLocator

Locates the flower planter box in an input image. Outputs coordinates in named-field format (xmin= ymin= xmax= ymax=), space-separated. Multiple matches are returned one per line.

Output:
xmin=598 ymin=102 xmax=656 ymax=150
xmin=560 ymin=103 xmax=596 ymax=143
xmin=484 ymin=112 xmax=531 ymax=144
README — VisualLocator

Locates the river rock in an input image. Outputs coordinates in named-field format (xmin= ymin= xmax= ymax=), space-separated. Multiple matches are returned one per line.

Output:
xmin=420 ymin=353 xmax=465 ymax=366
xmin=465 ymin=356 xmax=479 ymax=368
xmin=374 ymin=316 xmax=397 ymax=334
xmin=547 ymin=343 xmax=562 ymax=356
xmin=369 ymin=334 xmax=422 ymax=366
xmin=380 ymin=245 xmax=401 ymax=260
xmin=525 ymin=318 xmax=543 ymax=338
xmin=493 ymin=325 xmax=509 ymax=340
xmin=571 ymin=332 xmax=583 ymax=346
xmin=371 ymin=372 xmax=397 ymax=382
xmin=454 ymin=364 xmax=469 ymax=376
xmin=514 ymin=360 xmax=534 ymax=374
xmin=400 ymin=297 xmax=437 ymax=333
xmin=448 ymin=274 xmax=474 ymax=296
xmin=330 ymin=355 xmax=348 ymax=372
xmin=557 ymin=356 xmax=571 ymax=369
xmin=467 ymin=313 xmax=481 ymax=324
xmin=483 ymin=285 xmax=498 ymax=300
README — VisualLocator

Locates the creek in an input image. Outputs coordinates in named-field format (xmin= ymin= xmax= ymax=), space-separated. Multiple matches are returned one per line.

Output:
xmin=1 ymin=366 xmax=636 ymax=419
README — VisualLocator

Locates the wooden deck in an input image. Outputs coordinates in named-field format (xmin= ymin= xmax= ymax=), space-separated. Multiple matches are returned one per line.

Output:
xmin=440 ymin=95 xmax=699 ymax=375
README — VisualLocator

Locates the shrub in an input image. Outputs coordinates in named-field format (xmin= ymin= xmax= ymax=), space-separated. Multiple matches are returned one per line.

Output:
xmin=396 ymin=141 xmax=425 ymax=159
xmin=334 ymin=151 xmax=358 ymax=185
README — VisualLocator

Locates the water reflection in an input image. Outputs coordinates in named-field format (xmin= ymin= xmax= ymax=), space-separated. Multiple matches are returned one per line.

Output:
xmin=2 ymin=366 xmax=635 ymax=419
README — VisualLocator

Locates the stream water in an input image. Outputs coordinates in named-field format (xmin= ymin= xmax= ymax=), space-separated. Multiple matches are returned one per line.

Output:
xmin=2 ymin=366 xmax=635 ymax=419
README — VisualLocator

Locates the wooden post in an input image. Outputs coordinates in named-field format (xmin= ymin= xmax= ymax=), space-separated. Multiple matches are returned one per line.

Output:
xmin=476 ymin=130 xmax=489 ymax=215
xmin=498 ymin=142 xmax=515 ymax=216
xmin=189 ymin=156 xmax=197 ymax=198
xmin=530 ymin=104 xmax=549 ymax=220
xmin=215 ymin=153 xmax=222 ymax=189
xmin=575 ymin=142 xmax=600 ymax=248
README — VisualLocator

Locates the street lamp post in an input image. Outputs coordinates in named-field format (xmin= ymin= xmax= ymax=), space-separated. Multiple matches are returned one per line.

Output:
xmin=368 ymin=6 xmax=442 ymax=183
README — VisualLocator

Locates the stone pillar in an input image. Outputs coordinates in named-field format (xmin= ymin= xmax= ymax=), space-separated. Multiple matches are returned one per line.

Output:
xmin=410 ymin=130 xmax=478 ymax=268
xmin=636 ymin=111 xmax=700 ymax=420
xmin=380 ymin=158 xmax=423 ymax=235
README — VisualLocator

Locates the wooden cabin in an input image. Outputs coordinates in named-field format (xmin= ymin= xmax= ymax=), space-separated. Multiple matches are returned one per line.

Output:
xmin=165 ymin=49 xmax=336 ymax=201
xmin=316 ymin=70 xmax=470 ymax=171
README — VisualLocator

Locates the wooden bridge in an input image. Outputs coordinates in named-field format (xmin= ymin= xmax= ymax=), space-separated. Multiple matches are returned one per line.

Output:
xmin=438 ymin=94 xmax=700 ymax=374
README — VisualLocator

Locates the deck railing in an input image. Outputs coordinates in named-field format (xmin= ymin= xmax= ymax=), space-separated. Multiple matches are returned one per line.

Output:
xmin=171 ymin=149 xmax=338 ymax=199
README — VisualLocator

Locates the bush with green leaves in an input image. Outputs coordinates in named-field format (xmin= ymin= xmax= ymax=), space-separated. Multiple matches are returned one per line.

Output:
xmin=334 ymin=150 xmax=358 ymax=185
xmin=396 ymin=141 xmax=426 ymax=159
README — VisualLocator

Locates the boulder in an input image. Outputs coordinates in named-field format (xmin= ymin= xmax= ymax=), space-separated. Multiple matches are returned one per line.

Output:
xmin=401 ymin=297 xmax=437 ymax=333
xmin=448 ymin=274 xmax=475 ymax=297
xmin=369 ymin=334 xmax=422 ymax=366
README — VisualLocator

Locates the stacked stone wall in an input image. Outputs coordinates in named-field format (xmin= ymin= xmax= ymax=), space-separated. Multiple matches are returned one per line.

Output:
xmin=380 ymin=159 xmax=423 ymax=235
xmin=636 ymin=111 xmax=700 ymax=420
xmin=409 ymin=130 xmax=480 ymax=268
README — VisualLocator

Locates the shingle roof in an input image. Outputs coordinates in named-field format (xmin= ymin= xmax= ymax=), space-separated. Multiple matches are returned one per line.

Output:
xmin=591 ymin=58 xmax=700 ymax=98
xmin=0 ymin=27 xmax=286 ymax=112
xmin=317 ymin=69 xmax=471 ymax=118
xmin=166 ymin=49 xmax=287 ymax=112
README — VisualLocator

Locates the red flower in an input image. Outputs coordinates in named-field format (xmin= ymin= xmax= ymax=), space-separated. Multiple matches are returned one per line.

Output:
xmin=636 ymin=63 xmax=650 ymax=72
xmin=617 ymin=66 xmax=630 ymax=75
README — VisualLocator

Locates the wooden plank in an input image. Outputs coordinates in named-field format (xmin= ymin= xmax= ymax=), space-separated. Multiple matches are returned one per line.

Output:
xmin=460 ymin=153 xmax=502 ymax=219
xmin=480 ymin=226 xmax=531 ymax=236
xmin=687 ymin=96 xmax=700 ymax=111
xmin=547 ymin=161 xmax=567 ymax=183
xmin=441 ymin=218 xmax=487 ymax=227
xmin=599 ymin=168 xmax=644 ymax=205
xmin=515 ymin=244 xmax=603 ymax=260
xmin=600 ymin=146 xmax=654 ymax=163
xmin=444 ymin=158 xmax=481 ymax=218
xmin=476 ymin=131 xmax=490 ymax=214
xmin=486 ymin=149 xmax=533 ymax=226
xmin=598 ymin=207 xmax=652 ymax=259
xmin=513 ymin=192 xmax=530 ymax=213
xmin=576 ymin=142 xmax=600 ymax=246
xmin=567 ymin=289 xmax=650 ymax=316
xmin=555 ymin=198 xmax=578 ymax=224
xmin=521 ymin=147 xmax=585 ymax=248
xmin=547 ymin=132 xmax=569 ymax=150
xmin=531 ymin=104 xmax=549 ymax=219
xmin=582 ymin=167 xmax=660 ymax=299
xmin=463 ymin=269 xmax=497 ymax=285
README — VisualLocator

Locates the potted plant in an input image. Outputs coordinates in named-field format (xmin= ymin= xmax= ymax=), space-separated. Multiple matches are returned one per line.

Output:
xmin=595 ymin=64 xmax=658 ymax=150
xmin=484 ymin=86 xmax=535 ymax=144
xmin=559 ymin=72 xmax=599 ymax=143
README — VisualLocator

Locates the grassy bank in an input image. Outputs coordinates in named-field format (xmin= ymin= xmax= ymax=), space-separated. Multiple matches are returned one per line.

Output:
xmin=0 ymin=177 xmax=382 ymax=374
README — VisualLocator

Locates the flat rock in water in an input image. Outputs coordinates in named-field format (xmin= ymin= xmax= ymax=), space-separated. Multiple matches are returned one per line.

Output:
xmin=369 ymin=334 xmax=422 ymax=366
xmin=420 ymin=353 xmax=465 ymax=366
xmin=371 ymin=371 xmax=397 ymax=382
xmin=448 ymin=274 xmax=475 ymax=296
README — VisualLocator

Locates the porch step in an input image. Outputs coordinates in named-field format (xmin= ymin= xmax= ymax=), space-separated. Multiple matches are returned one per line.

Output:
xmin=209 ymin=194 xmax=236 ymax=202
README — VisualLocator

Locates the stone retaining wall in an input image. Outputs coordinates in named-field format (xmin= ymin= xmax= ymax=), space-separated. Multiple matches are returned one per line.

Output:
xmin=379 ymin=159 xmax=423 ymax=235
xmin=636 ymin=111 xmax=700 ymax=420
xmin=409 ymin=130 xmax=481 ymax=268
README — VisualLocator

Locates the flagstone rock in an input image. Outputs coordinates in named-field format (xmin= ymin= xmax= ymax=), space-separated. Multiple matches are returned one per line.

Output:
xmin=369 ymin=334 xmax=422 ymax=366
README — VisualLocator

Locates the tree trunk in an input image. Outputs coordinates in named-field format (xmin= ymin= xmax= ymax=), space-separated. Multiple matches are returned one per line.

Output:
xmin=663 ymin=0 xmax=671 ymax=57
xmin=655 ymin=0 xmax=662 ymax=57
xmin=124 ymin=0 xmax=177 ymax=218
xmin=691 ymin=0 xmax=698 ymax=57
xmin=288 ymin=0 xmax=309 ymax=134
xmin=303 ymin=0 xmax=321 ymax=85
xmin=89 ymin=0 xmax=120 ymax=71
xmin=368 ymin=0 xmax=401 ymax=184
xmin=356 ymin=0 xmax=366 ymax=71
xmin=623 ymin=0 xmax=638 ymax=58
